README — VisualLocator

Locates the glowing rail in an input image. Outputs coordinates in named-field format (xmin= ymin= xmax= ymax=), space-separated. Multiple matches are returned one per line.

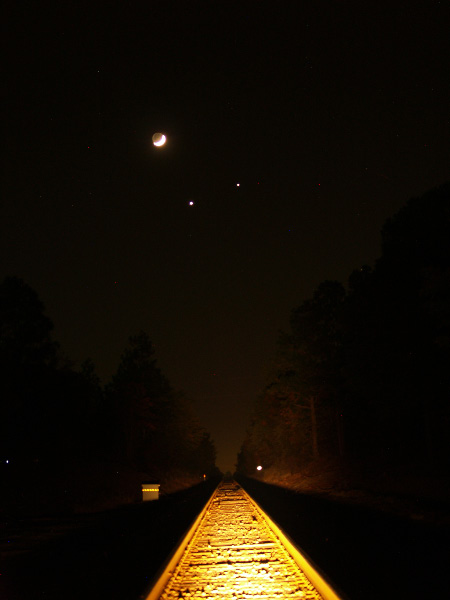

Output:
xmin=145 ymin=480 xmax=343 ymax=600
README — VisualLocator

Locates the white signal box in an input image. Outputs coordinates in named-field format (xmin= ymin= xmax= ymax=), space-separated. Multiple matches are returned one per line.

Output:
xmin=142 ymin=482 xmax=160 ymax=501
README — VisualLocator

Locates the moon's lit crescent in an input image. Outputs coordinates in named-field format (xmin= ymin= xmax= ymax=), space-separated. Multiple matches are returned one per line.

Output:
xmin=152 ymin=133 xmax=166 ymax=147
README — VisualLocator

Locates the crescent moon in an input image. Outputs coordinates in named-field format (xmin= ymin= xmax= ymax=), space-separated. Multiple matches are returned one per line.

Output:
xmin=152 ymin=133 xmax=167 ymax=147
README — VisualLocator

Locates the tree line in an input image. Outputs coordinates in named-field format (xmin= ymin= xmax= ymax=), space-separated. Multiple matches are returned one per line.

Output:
xmin=237 ymin=183 xmax=450 ymax=478
xmin=0 ymin=279 xmax=218 ymax=512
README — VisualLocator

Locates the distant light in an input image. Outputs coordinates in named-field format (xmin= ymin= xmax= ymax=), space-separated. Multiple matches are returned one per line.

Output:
xmin=236 ymin=183 xmax=240 ymax=187
xmin=5 ymin=460 xmax=9 ymax=464
xmin=256 ymin=465 xmax=262 ymax=471
xmin=189 ymin=201 xmax=194 ymax=206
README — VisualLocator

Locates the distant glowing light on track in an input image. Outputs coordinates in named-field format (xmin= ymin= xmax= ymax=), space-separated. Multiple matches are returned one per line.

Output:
xmin=256 ymin=465 xmax=263 ymax=471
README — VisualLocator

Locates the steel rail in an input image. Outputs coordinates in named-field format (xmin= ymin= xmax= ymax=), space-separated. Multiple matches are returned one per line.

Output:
xmin=145 ymin=486 xmax=218 ymax=600
xmin=145 ymin=480 xmax=344 ymax=600
xmin=241 ymin=484 xmax=344 ymax=600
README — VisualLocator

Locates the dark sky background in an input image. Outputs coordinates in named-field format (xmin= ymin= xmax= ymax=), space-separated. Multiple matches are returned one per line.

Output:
xmin=3 ymin=1 xmax=449 ymax=472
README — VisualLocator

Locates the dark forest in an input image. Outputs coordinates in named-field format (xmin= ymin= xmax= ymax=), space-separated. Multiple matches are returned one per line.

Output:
xmin=0 ymin=290 xmax=218 ymax=515
xmin=237 ymin=183 xmax=450 ymax=498
xmin=2 ymin=183 xmax=450 ymax=515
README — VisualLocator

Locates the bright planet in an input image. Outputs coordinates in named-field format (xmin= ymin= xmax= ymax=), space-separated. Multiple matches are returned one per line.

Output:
xmin=152 ymin=132 xmax=166 ymax=147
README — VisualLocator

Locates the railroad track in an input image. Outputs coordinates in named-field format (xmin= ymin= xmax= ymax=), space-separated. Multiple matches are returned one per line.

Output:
xmin=146 ymin=480 xmax=342 ymax=600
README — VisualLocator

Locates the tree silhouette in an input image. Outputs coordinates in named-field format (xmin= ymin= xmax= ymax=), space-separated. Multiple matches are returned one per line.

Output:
xmin=345 ymin=183 xmax=450 ymax=465
xmin=0 ymin=276 xmax=57 ymax=368
xmin=238 ymin=183 xmax=450 ymax=479
xmin=106 ymin=331 xmax=171 ymax=465
xmin=0 ymin=277 xmax=59 ymax=461
xmin=106 ymin=331 xmax=218 ymax=477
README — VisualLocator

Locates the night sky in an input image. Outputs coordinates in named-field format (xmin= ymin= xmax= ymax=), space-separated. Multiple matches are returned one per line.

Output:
xmin=3 ymin=1 xmax=449 ymax=472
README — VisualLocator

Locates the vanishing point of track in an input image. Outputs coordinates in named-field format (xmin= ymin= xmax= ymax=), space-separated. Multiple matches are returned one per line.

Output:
xmin=146 ymin=480 xmax=342 ymax=600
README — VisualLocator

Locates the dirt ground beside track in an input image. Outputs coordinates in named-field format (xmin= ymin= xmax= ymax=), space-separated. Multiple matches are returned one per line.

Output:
xmin=256 ymin=457 xmax=450 ymax=525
